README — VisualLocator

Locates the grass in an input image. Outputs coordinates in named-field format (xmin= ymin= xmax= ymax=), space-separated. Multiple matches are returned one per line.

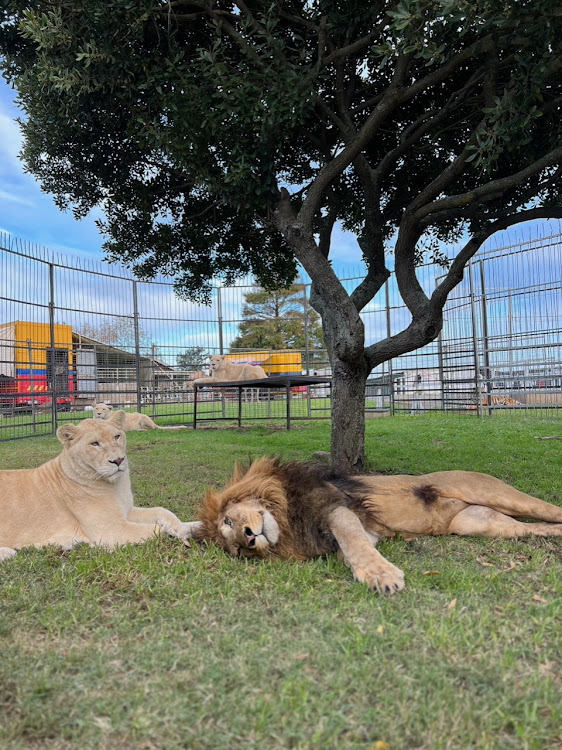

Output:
xmin=1 ymin=413 xmax=561 ymax=749
xmin=0 ymin=394 xmax=333 ymax=441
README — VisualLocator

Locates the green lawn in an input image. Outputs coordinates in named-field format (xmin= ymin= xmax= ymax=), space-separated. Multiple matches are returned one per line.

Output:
xmin=0 ymin=394 xmax=333 ymax=441
xmin=1 ymin=414 xmax=561 ymax=749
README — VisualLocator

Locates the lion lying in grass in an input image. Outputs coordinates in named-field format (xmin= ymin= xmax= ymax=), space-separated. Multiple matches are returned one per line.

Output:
xmin=0 ymin=415 xmax=192 ymax=562
xmin=183 ymin=457 xmax=562 ymax=595
xmin=92 ymin=402 xmax=187 ymax=431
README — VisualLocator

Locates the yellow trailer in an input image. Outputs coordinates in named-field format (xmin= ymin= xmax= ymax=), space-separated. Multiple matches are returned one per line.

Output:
xmin=0 ymin=321 xmax=73 ymax=405
xmin=225 ymin=350 xmax=302 ymax=375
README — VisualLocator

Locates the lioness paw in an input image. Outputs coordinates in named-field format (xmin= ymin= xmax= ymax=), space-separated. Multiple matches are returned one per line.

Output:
xmin=353 ymin=561 xmax=405 ymax=595
xmin=177 ymin=521 xmax=203 ymax=540
xmin=158 ymin=519 xmax=202 ymax=540
xmin=156 ymin=518 xmax=182 ymax=537
xmin=0 ymin=547 xmax=17 ymax=562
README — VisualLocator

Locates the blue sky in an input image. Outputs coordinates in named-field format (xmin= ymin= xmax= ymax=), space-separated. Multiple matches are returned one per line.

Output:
xmin=0 ymin=78 xmax=109 ymax=261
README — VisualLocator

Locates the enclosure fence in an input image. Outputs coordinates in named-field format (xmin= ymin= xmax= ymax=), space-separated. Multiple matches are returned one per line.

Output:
xmin=1 ymin=224 xmax=561 ymax=440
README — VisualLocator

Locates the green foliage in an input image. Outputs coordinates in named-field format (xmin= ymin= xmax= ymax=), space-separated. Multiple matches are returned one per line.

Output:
xmin=176 ymin=346 xmax=208 ymax=372
xmin=230 ymin=282 xmax=325 ymax=355
xmin=1 ymin=1 xmax=560 ymax=300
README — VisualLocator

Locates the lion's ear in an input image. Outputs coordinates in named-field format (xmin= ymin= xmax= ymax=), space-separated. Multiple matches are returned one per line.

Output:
xmin=231 ymin=461 xmax=246 ymax=482
xmin=110 ymin=410 xmax=127 ymax=428
xmin=57 ymin=423 xmax=78 ymax=445
xmin=198 ymin=487 xmax=226 ymax=530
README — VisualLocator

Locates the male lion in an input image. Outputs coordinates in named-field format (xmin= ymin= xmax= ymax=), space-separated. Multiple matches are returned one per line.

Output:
xmin=192 ymin=355 xmax=268 ymax=385
xmin=183 ymin=457 xmax=562 ymax=595
xmin=0 ymin=415 xmax=192 ymax=562
xmin=92 ymin=402 xmax=187 ymax=431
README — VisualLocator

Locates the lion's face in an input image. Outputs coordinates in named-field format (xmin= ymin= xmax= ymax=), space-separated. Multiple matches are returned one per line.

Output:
xmin=56 ymin=417 xmax=128 ymax=483
xmin=216 ymin=499 xmax=280 ymax=558
xmin=208 ymin=355 xmax=226 ymax=372
xmin=196 ymin=459 xmax=290 ymax=558
xmin=92 ymin=403 xmax=112 ymax=420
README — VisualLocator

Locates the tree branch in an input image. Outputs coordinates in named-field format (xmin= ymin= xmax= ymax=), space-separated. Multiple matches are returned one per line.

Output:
xmin=414 ymin=146 xmax=562 ymax=222
xmin=297 ymin=33 xmax=508 ymax=233
xmin=321 ymin=30 xmax=381 ymax=66
xmin=431 ymin=207 xmax=562 ymax=311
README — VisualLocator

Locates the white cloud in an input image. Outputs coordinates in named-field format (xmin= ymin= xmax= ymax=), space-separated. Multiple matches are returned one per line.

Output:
xmin=0 ymin=112 xmax=23 ymax=170
xmin=330 ymin=225 xmax=363 ymax=265
xmin=0 ymin=189 xmax=35 ymax=207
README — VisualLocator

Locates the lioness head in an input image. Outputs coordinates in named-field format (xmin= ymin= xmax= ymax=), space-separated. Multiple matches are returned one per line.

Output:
xmin=92 ymin=402 xmax=113 ymax=420
xmin=56 ymin=414 xmax=128 ymax=483
xmin=208 ymin=354 xmax=226 ymax=372
xmin=196 ymin=459 xmax=291 ymax=558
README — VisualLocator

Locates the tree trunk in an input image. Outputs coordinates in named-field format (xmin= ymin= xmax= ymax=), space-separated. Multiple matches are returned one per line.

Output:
xmin=330 ymin=355 xmax=370 ymax=474
xmin=273 ymin=189 xmax=370 ymax=474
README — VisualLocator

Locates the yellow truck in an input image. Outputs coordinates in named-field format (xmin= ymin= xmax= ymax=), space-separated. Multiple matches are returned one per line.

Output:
xmin=0 ymin=321 xmax=73 ymax=408
xmin=225 ymin=350 xmax=302 ymax=375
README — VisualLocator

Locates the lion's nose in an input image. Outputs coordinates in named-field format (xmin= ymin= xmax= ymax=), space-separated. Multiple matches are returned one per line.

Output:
xmin=244 ymin=527 xmax=256 ymax=546
xmin=110 ymin=457 xmax=124 ymax=467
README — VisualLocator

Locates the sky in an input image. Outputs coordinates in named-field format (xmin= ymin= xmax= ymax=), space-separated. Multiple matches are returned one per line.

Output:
xmin=0 ymin=78 xmax=110 ymax=262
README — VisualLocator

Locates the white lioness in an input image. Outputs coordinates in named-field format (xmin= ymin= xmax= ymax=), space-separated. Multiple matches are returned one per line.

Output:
xmin=192 ymin=355 xmax=268 ymax=385
xmin=0 ymin=415 xmax=191 ymax=562
xmin=92 ymin=402 xmax=187 ymax=431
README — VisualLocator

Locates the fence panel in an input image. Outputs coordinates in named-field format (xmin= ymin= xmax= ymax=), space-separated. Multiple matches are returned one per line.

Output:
xmin=1 ymin=226 xmax=561 ymax=441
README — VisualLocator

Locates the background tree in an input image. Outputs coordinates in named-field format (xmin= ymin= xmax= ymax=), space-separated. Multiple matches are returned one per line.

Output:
xmin=1 ymin=1 xmax=561 ymax=471
xmin=176 ymin=346 xmax=208 ymax=372
xmin=79 ymin=318 xmax=151 ymax=351
xmin=230 ymin=283 xmax=325 ymax=365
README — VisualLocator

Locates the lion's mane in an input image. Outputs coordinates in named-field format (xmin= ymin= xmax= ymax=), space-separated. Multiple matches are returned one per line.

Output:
xmin=193 ymin=457 xmax=372 ymax=560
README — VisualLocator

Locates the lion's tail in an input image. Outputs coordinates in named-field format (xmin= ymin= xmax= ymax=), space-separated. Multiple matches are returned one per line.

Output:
xmin=156 ymin=425 xmax=189 ymax=430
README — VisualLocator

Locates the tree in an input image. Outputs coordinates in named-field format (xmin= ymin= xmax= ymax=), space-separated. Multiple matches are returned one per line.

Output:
xmin=176 ymin=346 xmax=208 ymax=372
xmin=1 ymin=1 xmax=561 ymax=471
xmin=79 ymin=319 xmax=151 ymax=351
xmin=230 ymin=283 xmax=325 ymax=364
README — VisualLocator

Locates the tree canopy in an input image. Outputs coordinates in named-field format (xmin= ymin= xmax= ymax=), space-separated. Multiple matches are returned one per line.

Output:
xmin=230 ymin=283 xmax=324 ymax=358
xmin=1 ymin=0 xmax=561 ymax=469
xmin=79 ymin=318 xmax=151 ymax=351
xmin=176 ymin=346 xmax=208 ymax=372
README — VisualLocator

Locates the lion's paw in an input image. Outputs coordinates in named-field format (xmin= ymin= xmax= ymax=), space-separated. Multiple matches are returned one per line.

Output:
xmin=160 ymin=520 xmax=202 ymax=540
xmin=353 ymin=560 xmax=405 ymax=595
xmin=177 ymin=521 xmax=203 ymax=540
xmin=0 ymin=547 xmax=17 ymax=562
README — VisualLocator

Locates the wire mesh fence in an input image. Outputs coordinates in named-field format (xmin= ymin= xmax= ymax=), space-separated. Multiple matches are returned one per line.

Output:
xmin=1 ymin=224 xmax=561 ymax=440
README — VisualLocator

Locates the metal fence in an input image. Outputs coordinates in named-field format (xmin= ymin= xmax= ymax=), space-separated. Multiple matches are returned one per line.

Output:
xmin=1 ymin=224 xmax=561 ymax=440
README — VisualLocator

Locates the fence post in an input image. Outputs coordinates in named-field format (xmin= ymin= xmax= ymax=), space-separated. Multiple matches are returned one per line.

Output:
xmin=151 ymin=343 xmax=157 ymax=418
xmin=217 ymin=286 xmax=224 ymax=355
xmin=436 ymin=329 xmax=445 ymax=411
xmin=435 ymin=276 xmax=446 ymax=411
xmin=468 ymin=259 xmax=483 ymax=417
xmin=27 ymin=339 xmax=36 ymax=432
xmin=385 ymin=279 xmax=395 ymax=414
xmin=478 ymin=260 xmax=493 ymax=416
xmin=132 ymin=280 xmax=142 ymax=413
xmin=302 ymin=279 xmax=310 ymax=375
xmin=216 ymin=286 xmax=226 ymax=418
xmin=48 ymin=262 xmax=58 ymax=433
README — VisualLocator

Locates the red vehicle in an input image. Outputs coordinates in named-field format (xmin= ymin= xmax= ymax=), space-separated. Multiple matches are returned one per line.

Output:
xmin=0 ymin=321 xmax=73 ymax=412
